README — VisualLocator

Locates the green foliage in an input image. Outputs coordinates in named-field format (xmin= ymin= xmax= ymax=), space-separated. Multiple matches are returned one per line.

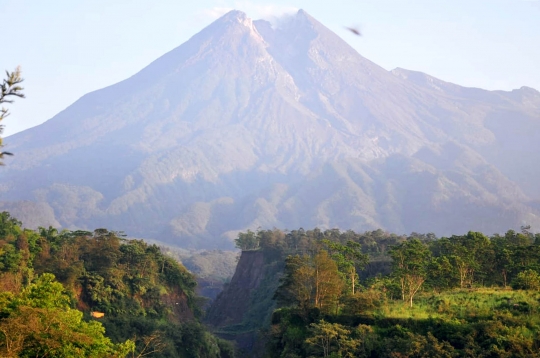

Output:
xmin=269 ymin=289 xmax=540 ymax=357
xmin=234 ymin=229 xmax=259 ymax=250
xmin=0 ymin=213 xmax=234 ymax=358
xmin=102 ymin=316 xmax=234 ymax=358
xmin=390 ymin=239 xmax=431 ymax=307
xmin=511 ymin=269 xmax=540 ymax=290
xmin=275 ymin=251 xmax=344 ymax=314
xmin=0 ymin=212 xmax=22 ymax=238
xmin=322 ymin=239 xmax=368 ymax=295
xmin=434 ymin=231 xmax=494 ymax=289
xmin=225 ymin=226 xmax=540 ymax=357
xmin=5 ymin=220 xmax=527 ymax=357
xmin=0 ymin=273 xmax=132 ymax=357
xmin=305 ymin=320 xmax=356 ymax=357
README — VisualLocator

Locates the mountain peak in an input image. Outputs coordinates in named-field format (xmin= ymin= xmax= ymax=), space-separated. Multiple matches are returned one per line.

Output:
xmin=296 ymin=9 xmax=314 ymax=22
xmin=190 ymin=10 xmax=258 ymax=39
xmin=222 ymin=9 xmax=247 ymax=19
xmin=272 ymin=8 xmax=318 ymax=31
xmin=519 ymin=86 xmax=539 ymax=94
xmin=219 ymin=9 xmax=250 ymax=25
xmin=208 ymin=10 xmax=263 ymax=41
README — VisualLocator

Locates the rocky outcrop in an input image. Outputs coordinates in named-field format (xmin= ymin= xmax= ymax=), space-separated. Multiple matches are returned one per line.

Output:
xmin=206 ymin=250 xmax=266 ymax=327
xmin=205 ymin=250 xmax=282 ymax=356
xmin=161 ymin=288 xmax=195 ymax=322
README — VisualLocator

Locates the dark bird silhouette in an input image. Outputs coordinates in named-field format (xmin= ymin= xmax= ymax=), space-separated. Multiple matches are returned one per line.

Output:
xmin=345 ymin=26 xmax=361 ymax=36
xmin=0 ymin=152 xmax=13 ymax=156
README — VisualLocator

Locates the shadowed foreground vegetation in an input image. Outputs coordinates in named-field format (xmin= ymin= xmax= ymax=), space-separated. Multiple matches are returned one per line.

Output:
xmin=269 ymin=289 xmax=540 ymax=357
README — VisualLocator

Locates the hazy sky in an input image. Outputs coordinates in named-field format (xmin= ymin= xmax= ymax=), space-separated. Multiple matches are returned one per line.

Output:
xmin=1 ymin=0 xmax=539 ymax=137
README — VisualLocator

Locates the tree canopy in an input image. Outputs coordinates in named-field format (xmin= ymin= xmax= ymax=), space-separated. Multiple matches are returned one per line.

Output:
xmin=0 ymin=212 xmax=235 ymax=357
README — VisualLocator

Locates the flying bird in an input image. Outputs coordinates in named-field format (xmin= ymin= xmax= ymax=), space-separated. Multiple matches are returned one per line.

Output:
xmin=345 ymin=26 xmax=362 ymax=36
xmin=0 ymin=152 xmax=13 ymax=156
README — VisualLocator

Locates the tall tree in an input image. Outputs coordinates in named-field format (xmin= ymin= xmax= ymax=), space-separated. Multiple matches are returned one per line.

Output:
xmin=312 ymin=250 xmax=344 ymax=312
xmin=0 ymin=67 xmax=24 ymax=163
xmin=275 ymin=251 xmax=343 ymax=313
xmin=390 ymin=239 xmax=431 ymax=307
xmin=322 ymin=239 xmax=368 ymax=295
xmin=491 ymin=233 xmax=520 ymax=288
xmin=439 ymin=232 xmax=493 ymax=288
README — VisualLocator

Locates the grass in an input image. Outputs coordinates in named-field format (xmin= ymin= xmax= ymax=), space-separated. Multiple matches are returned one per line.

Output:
xmin=372 ymin=288 xmax=540 ymax=324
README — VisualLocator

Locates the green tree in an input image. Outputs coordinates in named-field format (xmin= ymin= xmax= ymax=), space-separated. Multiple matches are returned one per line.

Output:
xmin=438 ymin=232 xmax=493 ymax=288
xmin=0 ymin=212 xmax=22 ymax=238
xmin=312 ymin=251 xmax=344 ymax=312
xmin=511 ymin=269 xmax=540 ymax=290
xmin=384 ymin=331 xmax=455 ymax=358
xmin=491 ymin=233 xmax=518 ymax=288
xmin=0 ymin=273 xmax=133 ymax=357
xmin=390 ymin=239 xmax=431 ymax=307
xmin=275 ymin=251 xmax=343 ymax=313
xmin=0 ymin=67 xmax=24 ymax=163
xmin=305 ymin=320 xmax=357 ymax=358
xmin=258 ymin=229 xmax=287 ymax=259
xmin=322 ymin=239 xmax=368 ymax=295
xmin=275 ymin=254 xmax=314 ymax=309
xmin=427 ymin=256 xmax=455 ymax=290
xmin=234 ymin=230 xmax=259 ymax=251
xmin=510 ymin=245 xmax=540 ymax=275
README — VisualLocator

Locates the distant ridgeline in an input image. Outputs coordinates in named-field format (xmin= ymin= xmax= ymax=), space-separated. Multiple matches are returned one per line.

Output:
xmin=0 ymin=211 xmax=235 ymax=358
xmin=208 ymin=227 xmax=540 ymax=357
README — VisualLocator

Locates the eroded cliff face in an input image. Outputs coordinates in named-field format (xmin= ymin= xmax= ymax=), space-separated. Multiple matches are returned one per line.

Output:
xmin=205 ymin=250 xmax=283 ymax=355
xmin=206 ymin=250 xmax=266 ymax=327
xmin=161 ymin=288 xmax=195 ymax=322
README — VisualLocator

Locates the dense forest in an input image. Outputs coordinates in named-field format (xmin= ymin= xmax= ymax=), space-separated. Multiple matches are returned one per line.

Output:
xmin=221 ymin=227 xmax=540 ymax=357
xmin=0 ymin=211 xmax=234 ymax=357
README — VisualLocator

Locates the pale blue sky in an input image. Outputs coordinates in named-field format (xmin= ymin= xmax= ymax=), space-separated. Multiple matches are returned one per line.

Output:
xmin=1 ymin=0 xmax=539 ymax=136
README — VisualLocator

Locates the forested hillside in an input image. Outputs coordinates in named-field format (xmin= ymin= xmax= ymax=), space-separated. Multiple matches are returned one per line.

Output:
xmin=0 ymin=211 xmax=234 ymax=357
xmin=209 ymin=227 xmax=540 ymax=357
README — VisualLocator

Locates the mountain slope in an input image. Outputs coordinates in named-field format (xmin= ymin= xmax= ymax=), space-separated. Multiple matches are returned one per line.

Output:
xmin=1 ymin=10 xmax=539 ymax=248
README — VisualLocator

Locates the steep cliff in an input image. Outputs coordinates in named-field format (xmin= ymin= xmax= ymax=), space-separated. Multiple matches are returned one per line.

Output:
xmin=206 ymin=250 xmax=283 ymax=354
xmin=207 ymin=251 xmax=265 ymax=326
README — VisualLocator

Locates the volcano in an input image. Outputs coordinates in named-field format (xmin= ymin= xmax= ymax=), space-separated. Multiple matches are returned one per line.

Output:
xmin=2 ymin=10 xmax=540 ymax=248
